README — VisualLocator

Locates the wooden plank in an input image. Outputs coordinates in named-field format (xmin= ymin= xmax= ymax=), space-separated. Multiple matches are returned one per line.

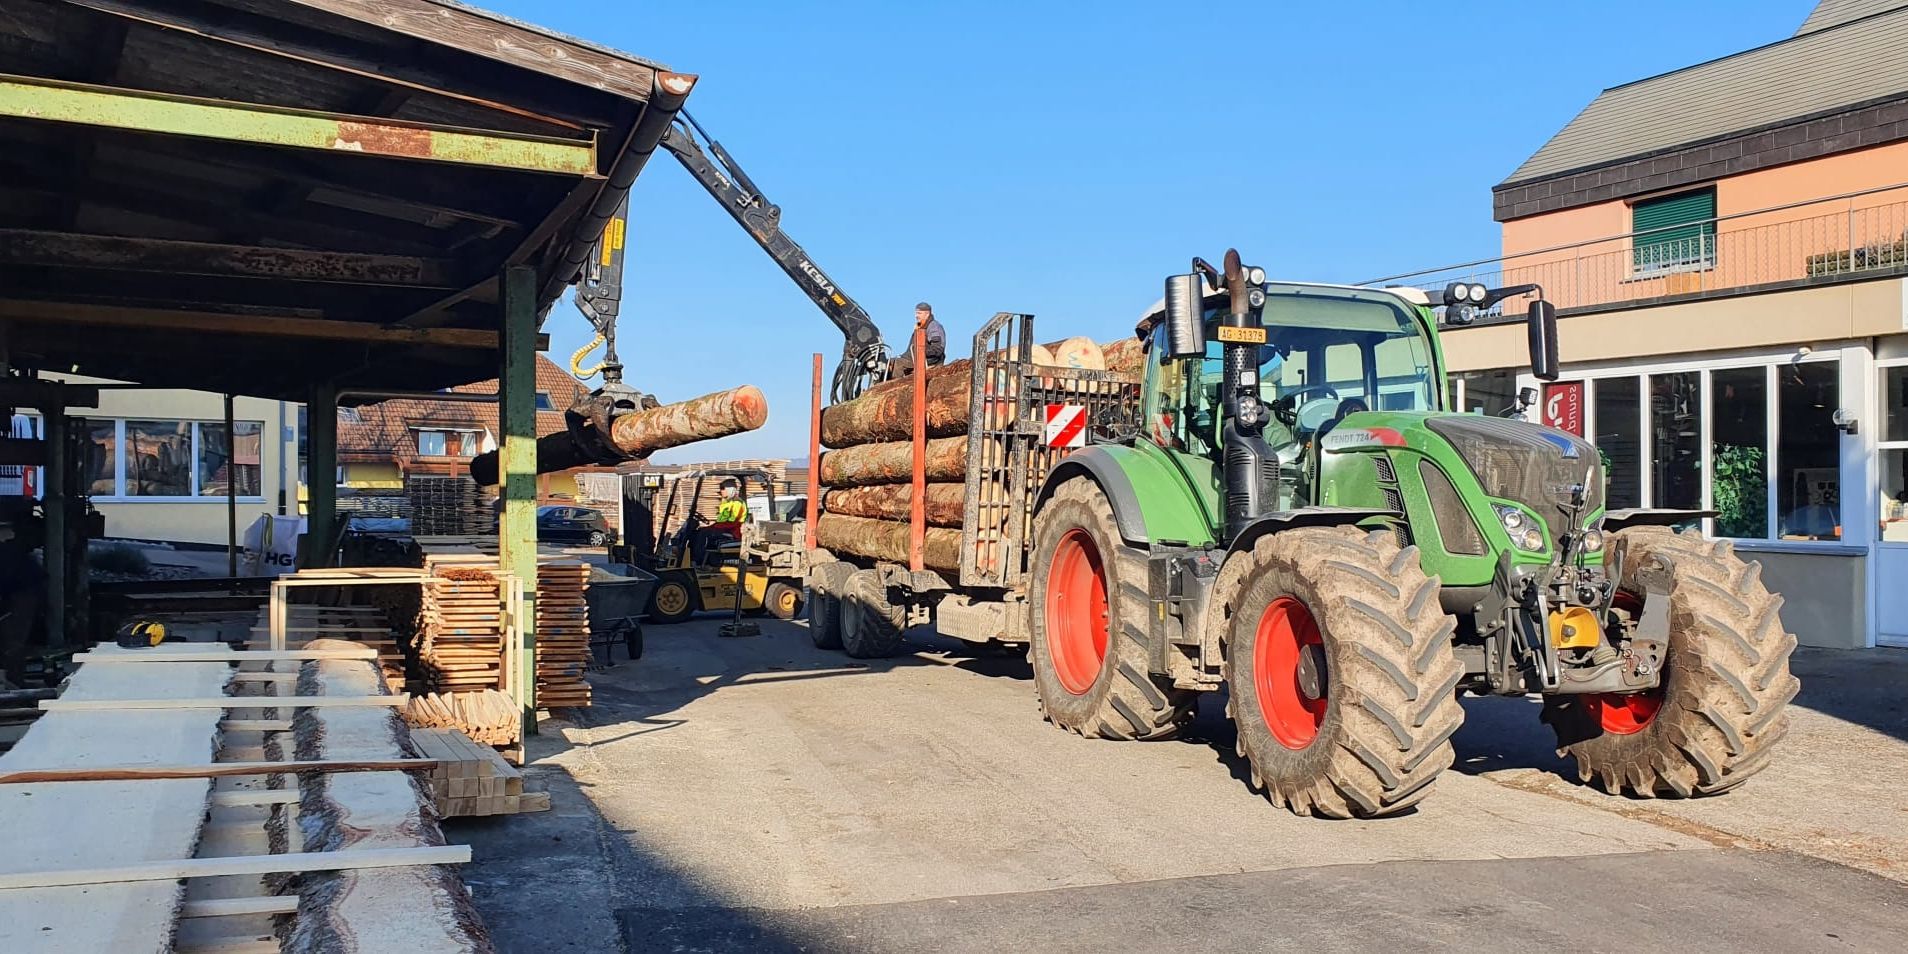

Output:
xmin=41 ymin=695 xmax=406 ymax=711
xmin=176 ymin=938 xmax=280 ymax=954
xmin=0 ymin=845 xmax=470 ymax=890
xmin=0 ymin=299 xmax=544 ymax=350
xmin=0 ymin=229 xmax=460 ymax=287
xmin=72 ymin=648 xmax=376 ymax=663
xmin=0 ymin=758 xmax=436 ymax=783
xmin=209 ymin=789 xmax=301 ymax=807
xmin=180 ymin=896 xmax=301 ymax=918
xmin=221 ymin=719 xmax=294 ymax=732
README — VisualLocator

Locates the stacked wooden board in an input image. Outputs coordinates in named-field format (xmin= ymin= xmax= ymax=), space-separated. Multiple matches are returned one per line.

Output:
xmin=533 ymin=561 xmax=593 ymax=708
xmin=403 ymin=690 xmax=520 ymax=747
xmin=406 ymin=475 xmax=494 ymax=535
xmin=415 ymin=567 xmax=508 ymax=694
xmin=410 ymin=727 xmax=550 ymax=817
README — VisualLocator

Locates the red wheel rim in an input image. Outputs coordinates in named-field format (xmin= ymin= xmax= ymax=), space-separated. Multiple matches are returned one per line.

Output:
xmin=1255 ymin=596 xmax=1328 ymax=749
xmin=1046 ymin=528 xmax=1109 ymax=695
xmin=1588 ymin=589 xmax=1663 ymax=735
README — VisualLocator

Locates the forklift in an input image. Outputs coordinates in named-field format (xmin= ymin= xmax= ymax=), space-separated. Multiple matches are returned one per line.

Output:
xmin=610 ymin=468 xmax=808 ymax=624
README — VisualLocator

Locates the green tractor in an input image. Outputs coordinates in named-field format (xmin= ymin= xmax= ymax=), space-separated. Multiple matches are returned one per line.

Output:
xmin=1026 ymin=250 xmax=1799 ymax=817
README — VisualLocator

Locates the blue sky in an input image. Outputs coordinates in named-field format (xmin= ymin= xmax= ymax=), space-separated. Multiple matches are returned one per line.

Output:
xmin=488 ymin=0 xmax=1813 ymax=461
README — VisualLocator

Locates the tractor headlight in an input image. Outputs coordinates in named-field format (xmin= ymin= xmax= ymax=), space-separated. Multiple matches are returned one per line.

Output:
xmin=1496 ymin=505 xmax=1525 ymax=532
xmin=1495 ymin=505 xmax=1546 ymax=551
xmin=1248 ymin=288 xmax=1267 ymax=308
xmin=1467 ymin=283 xmax=1487 ymax=303
xmin=1520 ymin=527 xmax=1546 ymax=551
xmin=1580 ymin=529 xmax=1604 ymax=554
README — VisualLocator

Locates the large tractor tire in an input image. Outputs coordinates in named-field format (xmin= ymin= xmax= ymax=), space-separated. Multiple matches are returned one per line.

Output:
xmin=1221 ymin=527 xmax=1464 ymax=818
xmin=1543 ymin=527 xmax=1799 ymax=798
xmin=645 ymin=570 xmax=698 ymax=625
xmin=807 ymin=562 xmax=854 ymax=650
xmin=840 ymin=568 xmax=907 ymax=659
xmin=1028 ymin=478 xmax=1195 ymax=740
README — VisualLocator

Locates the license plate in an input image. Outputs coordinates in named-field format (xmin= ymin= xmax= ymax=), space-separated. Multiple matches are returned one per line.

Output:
xmin=1216 ymin=325 xmax=1266 ymax=344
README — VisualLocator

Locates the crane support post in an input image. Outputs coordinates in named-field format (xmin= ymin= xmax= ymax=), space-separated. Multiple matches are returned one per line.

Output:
xmin=808 ymin=354 xmax=823 ymax=550
xmin=909 ymin=321 xmax=928 ymax=573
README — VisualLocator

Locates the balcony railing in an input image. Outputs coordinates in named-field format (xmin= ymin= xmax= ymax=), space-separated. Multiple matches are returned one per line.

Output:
xmin=1363 ymin=181 xmax=1908 ymax=314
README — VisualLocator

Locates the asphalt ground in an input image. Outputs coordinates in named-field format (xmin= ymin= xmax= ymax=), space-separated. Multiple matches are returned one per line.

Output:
xmin=448 ymin=617 xmax=1908 ymax=953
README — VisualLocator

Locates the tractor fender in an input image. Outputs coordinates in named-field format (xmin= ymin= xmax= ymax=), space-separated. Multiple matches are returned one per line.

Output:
xmin=1037 ymin=448 xmax=1151 ymax=545
xmin=1601 ymin=508 xmax=1715 ymax=534
xmin=1223 ymin=507 xmax=1399 ymax=560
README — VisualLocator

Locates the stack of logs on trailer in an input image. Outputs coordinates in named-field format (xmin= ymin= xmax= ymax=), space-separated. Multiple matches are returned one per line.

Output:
xmin=814 ymin=336 xmax=1144 ymax=572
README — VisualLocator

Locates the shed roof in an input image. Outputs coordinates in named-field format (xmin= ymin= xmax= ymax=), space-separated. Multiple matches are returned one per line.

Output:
xmin=0 ymin=0 xmax=692 ymax=401
xmin=1501 ymin=2 xmax=1908 ymax=185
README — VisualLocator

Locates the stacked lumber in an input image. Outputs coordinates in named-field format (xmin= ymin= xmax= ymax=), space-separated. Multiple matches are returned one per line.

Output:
xmin=411 ymin=727 xmax=551 ymax=818
xmin=815 ymin=337 xmax=1117 ymax=573
xmin=402 ymin=689 xmax=520 ymax=747
xmin=533 ymin=561 xmax=593 ymax=708
xmin=406 ymin=475 xmax=494 ymax=535
xmin=415 ymin=567 xmax=507 ymax=694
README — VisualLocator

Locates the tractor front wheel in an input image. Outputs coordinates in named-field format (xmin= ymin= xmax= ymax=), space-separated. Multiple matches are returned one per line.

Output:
xmin=1222 ymin=527 xmax=1464 ymax=818
xmin=1028 ymin=478 xmax=1194 ymax=740
xmin=1543 ymin=527 xmax=1798 ymax=797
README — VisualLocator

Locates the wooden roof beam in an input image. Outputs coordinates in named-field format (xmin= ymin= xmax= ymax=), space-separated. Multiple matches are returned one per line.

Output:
xmin=0 ymin=228 xmax=460 ymax=286
xmin=0 ymin=72 xmax=597 ymax=175
xmin=0 ymin=299 xmax=549 ymax=350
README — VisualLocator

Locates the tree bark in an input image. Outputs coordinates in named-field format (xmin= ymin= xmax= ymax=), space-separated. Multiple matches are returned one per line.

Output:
xmin=469 ymin=384 xmax=767 ymax=484
xmin=824 ymin=483 xmax=966 ymax=528
xmin=814 ymin=513 xmax=963 ymax=571
xmin=819 ymin=437 xmax=968 ymax=486
xmin=821 ymin=366 xmax=971 ymax=447
xmin=1101 ymin=336 xmax=1145 ymax=374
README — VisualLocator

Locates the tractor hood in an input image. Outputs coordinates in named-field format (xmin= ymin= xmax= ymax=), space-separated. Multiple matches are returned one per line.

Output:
xmin=1422 ymin=415 xmax=1603 ymax=542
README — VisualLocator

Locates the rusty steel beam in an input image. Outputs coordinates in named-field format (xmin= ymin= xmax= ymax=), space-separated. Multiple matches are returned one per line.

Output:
xmin=0 ymin=229 xmax=458 ymax=286
xmin=0 ymin=73 xmax=596 ymax=175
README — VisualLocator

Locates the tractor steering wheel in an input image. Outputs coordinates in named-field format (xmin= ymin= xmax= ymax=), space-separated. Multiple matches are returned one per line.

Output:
xmin=1272 ymin=384 xmax=1340 ymax=428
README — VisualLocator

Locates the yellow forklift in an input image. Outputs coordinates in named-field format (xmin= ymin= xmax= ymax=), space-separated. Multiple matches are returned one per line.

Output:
xmin=611 ymin=468 xmax=807 ymax=624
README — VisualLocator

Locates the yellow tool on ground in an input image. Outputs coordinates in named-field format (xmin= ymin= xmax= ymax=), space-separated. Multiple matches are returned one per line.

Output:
xmin=114 ymin=620 xmax=167 ymax=649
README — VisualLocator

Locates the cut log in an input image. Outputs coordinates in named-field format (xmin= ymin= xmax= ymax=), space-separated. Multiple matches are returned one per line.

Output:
xmin=1045 ymin=337 xmax=1105 ymax=371
xmin=469 ymin=384 xmax=767 ymax=484
xmin=814 ymin=513 xmax=963 ymax=572
xmin=1101 ymin=336 xmax=1145 ymax=374
xmin=824 ymin=483 xmax=966 ymax=528
xmin=819 ymin=437 xmax=968 ymax=487
xmin=821 ymin=365 xmax=971 ymax=447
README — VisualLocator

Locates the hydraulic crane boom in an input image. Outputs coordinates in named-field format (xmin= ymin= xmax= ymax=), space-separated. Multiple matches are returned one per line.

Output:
xmin=659 ymin=110 xmax=889 ymax=403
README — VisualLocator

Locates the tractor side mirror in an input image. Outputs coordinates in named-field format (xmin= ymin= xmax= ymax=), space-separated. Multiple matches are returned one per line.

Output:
xmin=1162 ymin=273 xmax=1207 ymax=359
xmin=1527 ymin=300 xmax=1560 ymax=382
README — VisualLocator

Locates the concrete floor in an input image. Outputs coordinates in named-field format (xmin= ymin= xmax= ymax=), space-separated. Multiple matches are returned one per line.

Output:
xmin=447 ymin=619 xmax=1908 ymax=953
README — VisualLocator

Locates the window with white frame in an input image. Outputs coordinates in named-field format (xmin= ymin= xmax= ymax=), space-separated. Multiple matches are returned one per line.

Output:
xmin=1881 ymin=363 xmax=1908 ymax=543
xmin=1555 ymin=353 xmax=1844 ymax=542
xmin=85 ymin=418 xmax=266 ymax=501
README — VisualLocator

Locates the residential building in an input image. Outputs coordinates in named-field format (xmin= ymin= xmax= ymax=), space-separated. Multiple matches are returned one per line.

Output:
xmin=337 ymin=354 xmax=591 ymax=497
xmin=8 ymin=376 xmax=300 ymax=547
xmin=1381 ymin=0 xmax=1908 ymax=648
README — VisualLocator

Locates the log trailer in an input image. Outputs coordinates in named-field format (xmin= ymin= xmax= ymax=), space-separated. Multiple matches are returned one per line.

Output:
xmin=805 ymin=250 xmax=1799 ymax=818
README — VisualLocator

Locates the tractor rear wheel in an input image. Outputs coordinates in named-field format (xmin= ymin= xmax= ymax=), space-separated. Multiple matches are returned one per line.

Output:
xmin=1028 ymin=478 xmax=1194 ymax=740
xmin=1543 ymin=527 xmax=1799 ymax=798
xmin=1222 ymin=527 xmax=1464 ymax=818
xmin=807 ymin=563 xmax=853 ymax=650
xmin=840 ymin=568 xmax=907 ymax=658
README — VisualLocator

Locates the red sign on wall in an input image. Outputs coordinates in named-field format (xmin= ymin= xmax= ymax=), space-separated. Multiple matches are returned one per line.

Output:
xmin=1542 ymin=382 xmax=1584 ymax=435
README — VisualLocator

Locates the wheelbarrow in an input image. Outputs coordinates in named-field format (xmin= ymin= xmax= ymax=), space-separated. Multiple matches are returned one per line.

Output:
xmin=587 ymin=563 xmax=657 ymax=665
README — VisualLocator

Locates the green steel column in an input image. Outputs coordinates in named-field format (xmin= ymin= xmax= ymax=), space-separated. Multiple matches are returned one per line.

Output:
xmin=305 ymin=381 xmax=337 ymax=569
xmin=498 ymin=265 xmax=539 ymax=736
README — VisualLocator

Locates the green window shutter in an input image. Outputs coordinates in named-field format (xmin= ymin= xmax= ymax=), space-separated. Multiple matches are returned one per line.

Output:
xmin=1632 ymin=188 xmax=1716 ymax=272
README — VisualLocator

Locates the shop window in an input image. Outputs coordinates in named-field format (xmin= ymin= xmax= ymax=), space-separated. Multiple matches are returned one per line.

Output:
xmin=1594 ymin=377 xmax=1642 ymax=509
xmin=1775 ymin=362 xmax=1840 ymax=541
xmin=1650 ymin=372 xmax=1702 ymax=513
xmin=1880 ymin=367 xmax=1908 ymax=542
xmin=126 ymin=420 xmax=193 ymax=496
xmin=1709 ymin=367 xmax=1769 ymax=538
xmin=86 ymin=420 xmax=117 ymax=496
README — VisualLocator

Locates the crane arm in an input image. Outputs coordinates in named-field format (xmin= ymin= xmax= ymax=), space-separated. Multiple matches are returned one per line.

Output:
xmin=659 ymin=111 xmax=888 ymax=402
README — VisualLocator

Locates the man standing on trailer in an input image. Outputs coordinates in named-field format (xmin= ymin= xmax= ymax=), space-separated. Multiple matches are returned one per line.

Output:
xmin=893 ymin=302 xmax=945 ymax=374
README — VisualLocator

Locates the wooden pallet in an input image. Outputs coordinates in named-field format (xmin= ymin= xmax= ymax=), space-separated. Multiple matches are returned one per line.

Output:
xmin=409 ymin=727 xmax=550 ymax=817
xmin=533 ymin=561 xmax=593 ymax=708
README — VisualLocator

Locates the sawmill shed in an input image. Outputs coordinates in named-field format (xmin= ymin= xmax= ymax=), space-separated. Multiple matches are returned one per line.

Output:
xmin=0 ymin=0 xmax=696 ymax=712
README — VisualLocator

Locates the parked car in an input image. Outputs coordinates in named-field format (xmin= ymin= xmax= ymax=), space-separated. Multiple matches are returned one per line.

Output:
xmin=537 ymin=505 xmax=613 ymax=546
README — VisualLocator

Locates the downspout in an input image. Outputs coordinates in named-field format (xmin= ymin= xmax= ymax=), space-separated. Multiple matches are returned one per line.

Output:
xmin=537 ymin=72 xmax=698 ymax=307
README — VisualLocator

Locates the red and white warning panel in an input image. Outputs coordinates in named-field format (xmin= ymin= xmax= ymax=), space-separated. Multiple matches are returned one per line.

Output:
xmin=1044 ymin=403 xmax=1087 ymax=449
